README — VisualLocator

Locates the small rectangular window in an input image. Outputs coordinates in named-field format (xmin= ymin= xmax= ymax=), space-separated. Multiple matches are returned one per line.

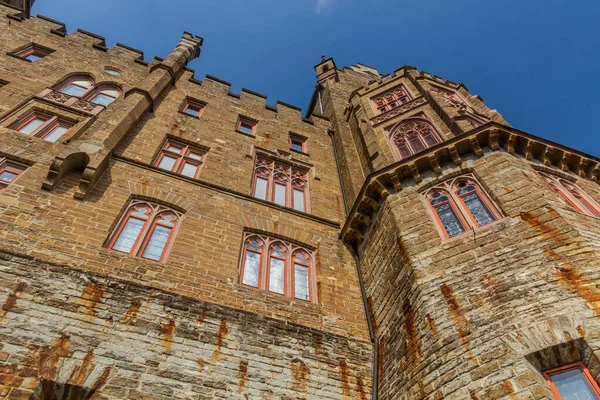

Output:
xmin=180 ymin=99 xmax=206 ymax=118
xmin=0 ymin=158 xmax=27 ymax=192
xmin=237 ymin=117 xmax=256 ymax=136
xmin=13 ymin=44 xmax=52 ymax=62
xmin=544 ymin=363 xmax=600 ymax=400
xmin=11 ymin=112 xmax=73 ymax=143
xmin=289 ymin=134 xmax=307 ymax=153
xmin=153 ymin=139 xmax=207 ymax=179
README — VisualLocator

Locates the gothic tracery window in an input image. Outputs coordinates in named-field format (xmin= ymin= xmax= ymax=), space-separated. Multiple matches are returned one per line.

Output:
xmin=56 ymin=76 xmax=121 ymax=107
xmin=107 ymin=200 xmax=182 ymax=262
xmin=424 ymin=175 xmax=502 ymax=239
xmin=252 ymin=156 xmax=310 ymax=213
xmin=239 ymin=232 xmax=315 ymax=302
xmin=371 ymin=86 xmax=411 ymax=114
xmin=388 ymin=118 xmax=441 ymax=160
xmin=539 ymin=172 xmax=600 ymax=218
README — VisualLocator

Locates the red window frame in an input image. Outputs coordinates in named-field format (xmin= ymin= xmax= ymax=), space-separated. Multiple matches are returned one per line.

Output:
xmin=107 ymin=201 xmax=182 ymax=263
xmin=55 ymin=77 xmax=121 ymax=107
xmin=0 ymin=158 xmax=27 ymax=192
xmin=388 ymin=118 xmax=441 ymax=161
xmin=251 ymin=156 xmax=310 ymax=213
xmin=423 ymin=174 xmax=503 ymax=240
xmin=289 ymin=134 xmax=307 ymax=153
xmin=238 ymin=233 xmax=316 ymax=303
xmin=181 ymin=100 xmax=205 ymax=118
xmin=371 ymin=85 xmax=412 ymax=114
xmin=11 ymin=112 xmax=74 ymax=143
xmin=543 ymin=362 xmax=600 ymax=400
xmin=153 ymin=139 xmax=207 ymax=179
xmin=15 ymin=45 xmax=51 ymax=62
xmin=237 ymin=117 xmax=257 ymax=136
xmin=539 ymin=172 xmax=600 ymax=218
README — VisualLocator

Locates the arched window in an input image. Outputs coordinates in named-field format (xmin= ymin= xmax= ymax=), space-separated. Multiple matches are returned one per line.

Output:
xmin=389 ymin=119 xmax=441 ymax=160
xmin=371 ymin=86 xmax=411 ymax=114
xmin=107 ymin=200 xmax=182 ymax=262
xmin=55 ymin=76 xmax=121 ymax=107
xmin=539 ymin=172 xmax=600 ymax=217
xmin=239 ymin=233 xmax=315 ymax=302
xmin=252 ymin=156 xmax=310 ymax=213
xmin=424 ymin=175 xmax=502 ymax=239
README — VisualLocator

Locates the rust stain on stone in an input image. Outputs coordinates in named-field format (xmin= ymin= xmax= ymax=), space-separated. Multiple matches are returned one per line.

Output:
xmin=81 ymin=282 xmax=105 ymax=316
xmin=425 ymin=313 xmax=438 ymax=335
xmin=337 ymin=358 xmax=351 ymax=399
xmin=67 ymin=348 xmax=95 ymax=386
xmin=39 ymin=334 xmax=70 ymax=380
xmin=402 ymin=299 xmax=422 ymax=362
xmin=440 ymin=283 xmax=472 ymax=354
xmin=238 ymin=360 xmax=249 ymax=393
xmin=121 ymin=298 xmax=142 ymax=325
xmin=355 ymin=376 xmax=367 ymax=400
xmin=469 ymin=390 xmax=481 ymax=400
xmin=577 ymin=325 xmax=586 ymax=337
xmin=503 ymin=380 xmax=518 ymax=400
xmin=290 ymin=358 xmax=310 ymax=392
xmin=312 ymin=333 xmax=325 ymax=355
xmin=159 ymin=319 xmax=176 ymax=350
xmin=88 ymin=365 xmax=112 ymax=400
xmin=0 ymin=282 xmax=27 ymax=322
xmin=197 ymin=358 xmax=205 ymax=371
xmin=520 ymin=210 xmax=562 ymax=241
xmin=211 ymin=319 xmax=229 ymax=363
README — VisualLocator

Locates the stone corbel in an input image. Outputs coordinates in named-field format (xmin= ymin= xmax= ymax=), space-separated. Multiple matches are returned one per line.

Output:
xmin=387 ymin=172 xmax=402 ymax=192
xmin=488 ymin=129 xmax=500 ymax=151
xmin=41 ymin=151 xmax=91 ymax=191
xmin=524 ymin=140 xmax=533 ymax=160
xmin=362 ymin=196 xmax=380 ymax=212
xmin=428 ymin=154 xmax=442 ymax=176
xmin=469 ymin=138 xmax=484 ymax=157
xmin=558 ymin=152 xmax=570 ymax=172
xmin=579 ymin=159 xmax=590 ymax=178
xmin=409 ymin=164 xmax=422 ymax=183
xmin=448 ymin=145 xmax=463 ymax=166
xmin=355 ymin=212 xmax=372 ymax=229
xmin=372 ymin=179 xmax=390 ymax=200
xmin=506 ymin=134 xmax=517 ymax=154
xmin=542 ymin=146 xmax=553 ymax=167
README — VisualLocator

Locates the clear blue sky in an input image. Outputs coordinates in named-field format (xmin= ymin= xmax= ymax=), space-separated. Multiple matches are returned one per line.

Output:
xmin=33 ymin=0 xmax=600 ymax=156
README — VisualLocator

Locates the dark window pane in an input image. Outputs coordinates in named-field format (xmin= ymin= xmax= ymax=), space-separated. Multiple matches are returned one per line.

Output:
xmin=291 ymin=141 xmax=303 ymax=152
xmin=462 ymin=193 xmax=495 ymax=226
xmin=434 ymin=203 xmax=465 ymax=237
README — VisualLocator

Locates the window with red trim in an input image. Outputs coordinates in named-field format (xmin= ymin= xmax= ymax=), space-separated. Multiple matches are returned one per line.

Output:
xmin=106 ymin=200 xmax=182 ymax=262
xmin=540 ymin=172 xmax=600 ymax=218
xmin=252 ymin=156 xmax=310 ymax=213
xmin=180 ymin=98 xmax=205 ymax=118
xmin=424 ymin=174 xmax=503 ymax=239
xmin=55 ymin=76 xmax=121 ymax=107
xmin=371 ymin=86 xmax=411 ymax=114
xmin=544 ymin=362 xmax=600 ymax=400
xmin=237 ymin=117 xmax=257 ymax=136
xmin=388 ymin=118 xmax=441 ymax=160
xmin=10 ymin=112 xmax=74 ymax=143
xmin=0 ymin=158 xmax=27 ymax=192
xmin=153 ymin=139 xmax=207 ymax=179
xmin=289 ymin=134 xmax=307 ymax=153
xmin=239 ymin=232 xmax=316 ymax=302
xmin=14 ymin=44 xmax=52 ymax=62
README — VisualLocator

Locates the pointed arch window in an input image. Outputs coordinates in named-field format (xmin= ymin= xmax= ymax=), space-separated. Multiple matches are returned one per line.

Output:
xmin=388 ymin=119 xmax=441 ymax=160
xmin=539 ymin=172 xmax=600 ymax=218
xmin=424 ymin=175 xmax=503 ymax=239
xmin=239 ymin=233 xmax=316 ymax=302
xmin=56 ymin=76 xmax=121 ymax=107
xmin=107 ymin=200 xmax=182 ymax=262
xmin=252 ymin=156 xmax=310 ymax=213
xmin=371 ymin=86 xmax=411 ymax=114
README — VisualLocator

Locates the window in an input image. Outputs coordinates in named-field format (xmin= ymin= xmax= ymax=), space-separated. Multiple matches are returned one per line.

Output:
xmin=424 ymin=175 xmax=502 ymax=239
xmin=539 ymin=172 xmax=600 ymax=218
xmin=0 ymin=158 xmax=27 ymax=192
xmin=107 ymin=200 xmax=182 ymax=262
xmin=55 ymin=77 xmax=121 ymax=107
xmin=237 ymin=117 xmax=257 ymax=136
xmin=388 ymin=118 xmax=441 ymax=160
xmin=252 ymin=156 xmax=310 ymax=212
xmin=180 ymin=99 xmax=205 ymax=118
xmin=10 ymin=112 xmax=73 ymax=143
xmin=289 ymin=134 xmax=307 ymax=153
xmin=103 ymin=67 xmax=121 ymax=77
xmin=544 ymin=363 xmax=600 ymax=400
xmin=14 ymin=44 xmax=52 ymax=62
xmin=153 ymin=139 xmax=207 ymax=179
xmin=371 ymin=86 xmax=411 ymax=114
xmin=239 ymin=232 xmax=315 ymax=302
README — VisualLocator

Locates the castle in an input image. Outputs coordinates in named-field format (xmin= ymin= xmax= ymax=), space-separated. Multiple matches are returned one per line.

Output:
xmin=1 ymin=1 xmax=600 ymax=399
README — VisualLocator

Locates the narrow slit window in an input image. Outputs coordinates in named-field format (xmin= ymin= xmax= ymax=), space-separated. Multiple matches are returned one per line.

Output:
xmin=237 ymin=117 xmax=256 ymax=136
xmin=290 ymin=134 xmax=307 ymax=153
xmin=153 ymin=139 xmax=207 ymax=179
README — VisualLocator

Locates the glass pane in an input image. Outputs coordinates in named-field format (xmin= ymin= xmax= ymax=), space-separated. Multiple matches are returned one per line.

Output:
xmin=551 ymin=368 xmax=600 ymax=400
xmin=91 ymin=93 xmax=115 ymax=106
xmin=291 ymin=141 xmax=303 ymax=152
xmin=409 ymin=135 xmax=425 ymax=152
xmin=274 ymin=183 xmax=286 ymax=206
xmin=0 ymin=171 xmax=18 ymax=183
xmin=269 ymin=257 xmax=285 ymax=294
xmin=242 ymin=251 xmax=260 ymax=287
xmin=254 ymin=177 xmax=267 ymax=200
xmin=43 ymin=125 xmax=69 ymax=143
xmin=434 ymin=203 xmax=465 ymax=237
xmin=157 ymin=155 xmax=177 ymax=171
xmin=61 ymin=84 xmax=87 ymax=97
xmin=25 ymin=53 xmax=42 ymax=61
xmin=188 ymin=152 xmax=203 ymax=161
xmin=294 ymin=264 xmax=309 ymax=301
xmin=457 ymin=185 xmax=476 ymax=195
xmin=18 ymin=118 xmax=45 ymax=134
xmin=184 ymin=106 xmax=200 ymax=116
xmin=462 ymin=193 xmax=495 ymax=226
xmin=180 ymin=162 xmax=198 ymax=178
xmin=167 ymin=146 xmax=182 ymax=154
xmin=142 ymin=225 xmax=172 ymax=261
xmin=112 ymin=217 xmax=145 ymax=253
xmin=293 ymin=189 xmax=305 ymax=212
xmin=239 ymin=122 xmax=253 ymax=135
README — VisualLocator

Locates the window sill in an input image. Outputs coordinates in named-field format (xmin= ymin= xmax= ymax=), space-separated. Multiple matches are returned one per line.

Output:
xmin=290 ymin=148 xmax=310 ymax=156
xmin=178 ymin=110 xmax=200 ymax=119
xmin=238 ymin=282 xmax=318 ymax=305
xmin=439 ymin=217 xmax=507 ymax=244
xmin=235 ymin=130 xmax=255 ymax=137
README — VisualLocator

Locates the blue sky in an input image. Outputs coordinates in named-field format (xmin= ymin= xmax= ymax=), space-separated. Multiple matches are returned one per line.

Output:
xmin=33 ymin=0 xmax=600 ymax=156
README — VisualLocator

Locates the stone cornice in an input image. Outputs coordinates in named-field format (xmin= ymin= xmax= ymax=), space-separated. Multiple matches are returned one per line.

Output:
xmin=340 ymin=122 xmax=600 ymax=247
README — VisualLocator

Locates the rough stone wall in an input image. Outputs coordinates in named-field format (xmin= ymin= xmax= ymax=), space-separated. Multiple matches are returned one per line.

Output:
xmin=359 ymin=150 xmax=600 ymax=399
